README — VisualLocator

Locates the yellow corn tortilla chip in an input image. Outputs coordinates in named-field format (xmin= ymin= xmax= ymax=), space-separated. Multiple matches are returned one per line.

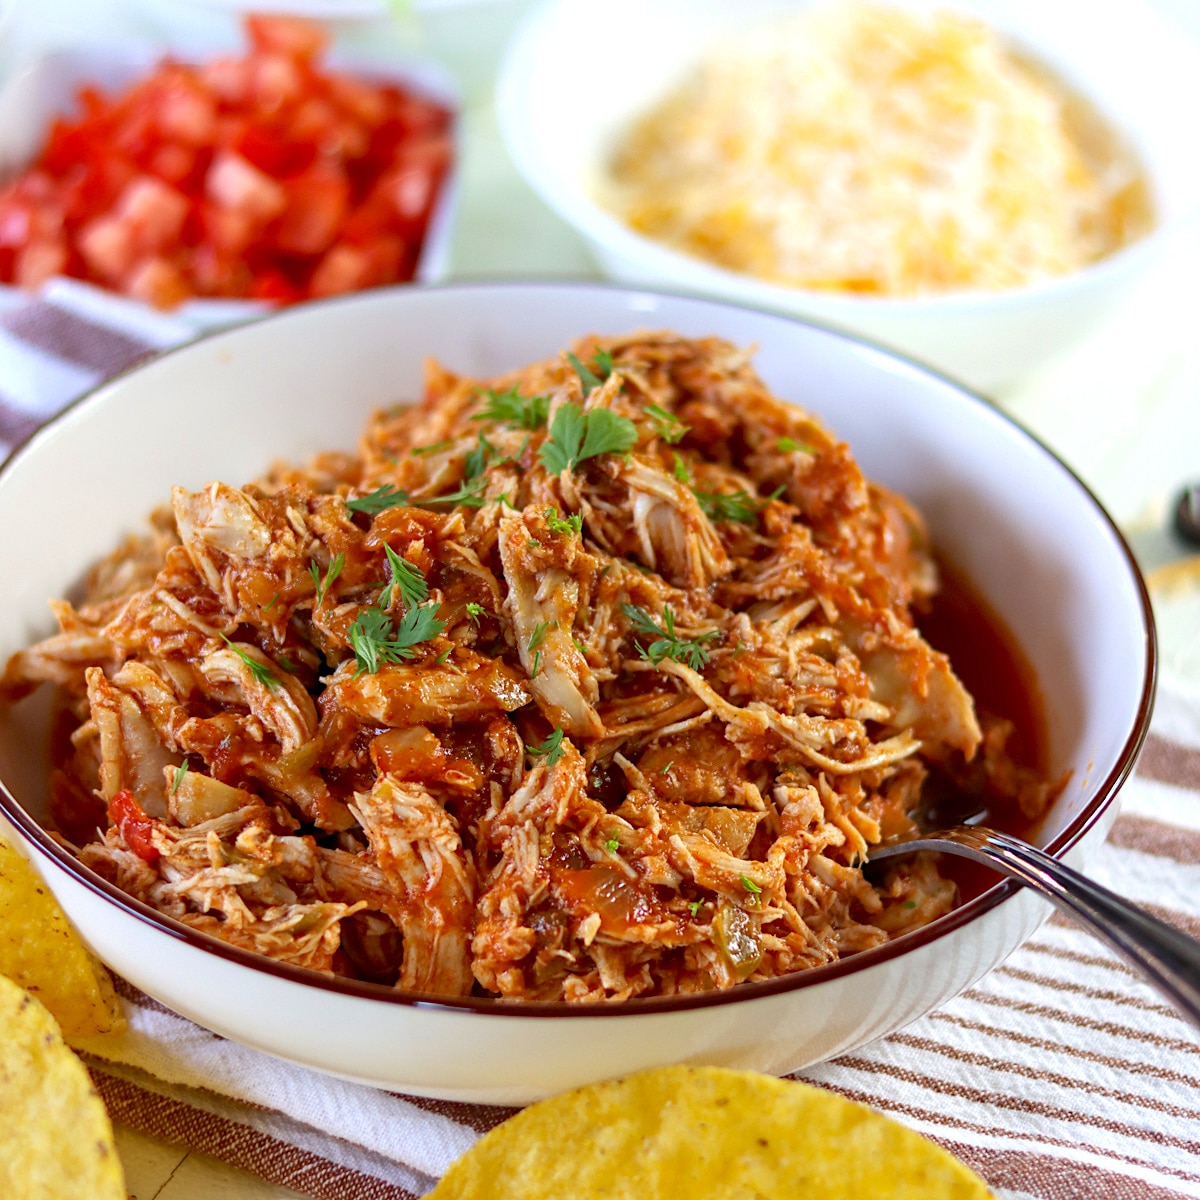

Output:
xmin=0 ymin=832 xmax=123 ymax=1037
xmin=0 ymin=973 xmax=126 ymax=1199
xmin=430 ymin=1065 xmax=993 ymax=1199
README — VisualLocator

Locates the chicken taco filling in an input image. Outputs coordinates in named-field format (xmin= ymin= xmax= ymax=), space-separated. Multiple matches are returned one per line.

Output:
xmin=1 ymin=333 xmax=1054 ymax=1001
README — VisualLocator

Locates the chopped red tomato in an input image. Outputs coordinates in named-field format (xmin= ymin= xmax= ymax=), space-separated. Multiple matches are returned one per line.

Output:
xmin=0 ymin=16 xmax=453 ymax=309
xmin=108 ymin=789 xmax=162 ymax=864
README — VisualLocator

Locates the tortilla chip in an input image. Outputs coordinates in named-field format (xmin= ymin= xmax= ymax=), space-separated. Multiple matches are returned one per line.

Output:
xmin=0 ymin=973 xmax=126 ymax=1199
xmin=429 ymin=1065 xmax=993 ymax=1199
xmin=0 ymin=832 xmax=123 ymax=1037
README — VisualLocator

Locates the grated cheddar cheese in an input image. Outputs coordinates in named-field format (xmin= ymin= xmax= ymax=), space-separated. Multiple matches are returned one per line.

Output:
xmin=601 ymin=4 xmax=1152 ymax=296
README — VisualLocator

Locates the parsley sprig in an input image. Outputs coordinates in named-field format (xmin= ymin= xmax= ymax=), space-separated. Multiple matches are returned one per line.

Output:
xmin=538 ymin=403 xmax=638 ymax=475
xmin=309 ymin=553 xmax=345 ymax=607
xmin=526 ymin=727 xmax=565 ymax=767
xmin=568 ymin=349 xmax=616 ymax=397
xmin=348 ymin=603 xmax=446 ymax=676
xmin=474 ymin=386 xmax=551 ymax=431
xmin=621 ymin=604 xmax=719 ymax=671
xmin=692 ymin=489 xmax=762 ymax=524
xmin=220 ymin=634 xmax=281 ymax=690
xmin=644 ymin=403 xmax=689 ymax=444
xmin=379 ymin=545 xmax=428 ymax=610
xmin=347 ymin=485 xmax=410 ymax=515
xmin=544 ymin=506 xmax=583 ymax=536
xmin=416 ymin=477 xmax=489 ymax=509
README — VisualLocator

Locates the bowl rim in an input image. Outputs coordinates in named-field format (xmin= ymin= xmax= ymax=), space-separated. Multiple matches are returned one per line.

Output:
xmin=495 ymin=0 xmax=1200 ymax=316
xmin=0 ymin=279 xmax=1158 ymax=1020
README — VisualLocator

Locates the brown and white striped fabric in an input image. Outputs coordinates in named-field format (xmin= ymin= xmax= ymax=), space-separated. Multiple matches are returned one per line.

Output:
xmin=4 ymin=285 xmax=1198 ymax=1200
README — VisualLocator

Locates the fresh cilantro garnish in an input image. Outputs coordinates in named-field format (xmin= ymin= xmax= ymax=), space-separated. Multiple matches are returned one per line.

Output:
xmin=529 ymin=621 xmax=552 ymax=653
xmin=278 ymin=655 xmax=296 ymax=671
xmin=672 ymin=453 xmax=691 ymax=484
xmin=263 ymin=593 xmax=280 ymax=613
xmin=412 ymin=440 xmax=454 ymax=456
xmin=621 ymin=604 xmax=720 ymax=671
xmin=220 ymin=634 xmax=281 ymax=691
xmin=740 ymin=874 xmax=763 ymax=904
xmin=903 ymin=900 xmax=918 ymax=909
xmin=348 ymin=603 xmax=446 ymax=676
xmin=527 ymin=727 xmax=565 ymax=767
xmin=527 ymin=537 xmax=542 ymax=549
xmin=416 ymin=477 xmax=489 ymax=509
xmin=434 ymin=647 xmax=452 ymax=666
xmin=309 ymin=552 xmax=345 ymax=608
xmin=544 ymin=506 xmax=583 ymax=536
xmin=464 ymin=431 xmax=496 ymax=481
xmin=539 ymin=404 xmax=638 ymax=475
xmin=531 ymin=649 xmax=542 ymax=679
xmin=474 ymin=386 xmax=551 ymax=430
xmin=604 ymin=835 xmax=620 ymax=853
xmin=776 ymin=436 xmax=816 ymax=454
xmin=568 ymin=351 xmax=606 ymax=397
xmin=688 ymin=899 xmax=703 ymax=917
xmin=644 ymin=403 xmax=688 ymax=444
xmin=171 ymin=759 xmax=188 ymax=795
xmin=660 ymin=760 xmax=674 ymax=775
xmin=379 ymin=545 xmax=428 ymax=610
xmin=693 ymin=489 xmax=761 ymax=524
xmin=465 ymin=602 xmax=486 ymax=625
xmin=572 ymin=637 xmax=588 ymax=656
xmin=347 ymin=485 xmax=410 ymax=515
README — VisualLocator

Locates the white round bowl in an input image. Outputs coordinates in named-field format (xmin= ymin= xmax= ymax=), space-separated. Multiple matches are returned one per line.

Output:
xmin=497 ymin=0 xmax=1200 ymax=393
xmin=0 ymin=283 xmax=1154 ymax=1103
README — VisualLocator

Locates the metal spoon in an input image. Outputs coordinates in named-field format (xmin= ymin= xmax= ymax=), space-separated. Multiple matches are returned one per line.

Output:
xmin=869 ymin=825 xmax=1200 ymax=1031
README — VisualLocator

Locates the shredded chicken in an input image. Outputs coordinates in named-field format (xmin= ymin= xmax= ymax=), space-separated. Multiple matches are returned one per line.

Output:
xmin=0 ymin=332 xmax=1054 ymax=1000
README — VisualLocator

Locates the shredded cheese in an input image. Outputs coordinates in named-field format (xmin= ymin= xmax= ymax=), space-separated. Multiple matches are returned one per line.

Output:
xmin=601 ymin=4 xmax=1152 ymax=296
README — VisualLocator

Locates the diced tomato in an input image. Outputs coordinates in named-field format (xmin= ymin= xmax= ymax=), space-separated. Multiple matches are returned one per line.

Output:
xmin=206 ymin=149 xmax=287 ymax=224
xmin=15 ymin=236 xmax=67 ymax=289
xmin=249 ymin=52 xmax=307 ymax=115
xmin=273 ymin=164 xmax=349 ymax=256
xmin=246 ymin=15 xmax=328 ymax=62
xmin=249 ymin=267 xmax=301 ymax=303
xmin=115 ymin=175 xmax=190 ymax=252
xmin=153 ymin=68 xmax=219 ymax=146
xmin=125 ymin=255 xmax=190 ymax=309
xmin=0 ymin=17 xmax=452 ymax=308
xmin=78 ymin=214 xmax=137 ymax=283
xmin=108 ymin=789 xmax=161 ymax=864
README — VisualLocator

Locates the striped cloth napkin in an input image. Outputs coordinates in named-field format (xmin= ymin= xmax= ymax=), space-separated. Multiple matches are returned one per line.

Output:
xmin=4 ymin=283 xmax=1199 ymax=1200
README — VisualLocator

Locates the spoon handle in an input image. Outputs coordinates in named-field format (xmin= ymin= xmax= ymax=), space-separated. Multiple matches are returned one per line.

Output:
xmin=886 ymin=826 xmax=1200 ymax=1030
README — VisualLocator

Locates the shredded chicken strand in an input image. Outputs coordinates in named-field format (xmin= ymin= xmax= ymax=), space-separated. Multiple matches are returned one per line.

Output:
xmin=0 ymin=331 xmax=1053 ymax=1001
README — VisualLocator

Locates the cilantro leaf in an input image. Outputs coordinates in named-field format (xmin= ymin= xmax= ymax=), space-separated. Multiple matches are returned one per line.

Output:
xmin=464 ymin=431 xmax=495 ymax=482
xmin=621 ymin=604 xmax=720 ymax=671
xmin=568 ymin=352 xmax=603 ymax=396
xmin=348 ymin=602 xmax=446 ymax=676
xmin=465 ymin=601 xmax=486 ymax=625
xmin=544 ymin=506 xmax=583 ymax=536
xmin=474 ymin=386 xmax=551 ymax=431
xmin=415 ymin=477 xmax=489 ymax=509
xmin=309 ymin=552 xmax=344 ymax=608
xmin=539 ymin=403 xmax=585 ymax=475
xmin=644 ymin=403 xmax=689 ymax=444
xmin=580 ymin=407 xmax=638 ymax=462
xmin=692 ymin=489 xmax=761 ymax=524
xmin=412 ymin=440 xmax=453 ymax=456
xmin=379 ymin=545 xmax=428 ymax=610
xmin=220 ymin=634 xmax=281 ymax=690
xmin=539 ymin=403 xmax=638 ymax=475
xmin=347 ymin=485 xmax=410 ymax=515
xmin=527 ymin=726 xmax=565 ymax=767
xmin=171 ymin=758 xmax=188 ymax=796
